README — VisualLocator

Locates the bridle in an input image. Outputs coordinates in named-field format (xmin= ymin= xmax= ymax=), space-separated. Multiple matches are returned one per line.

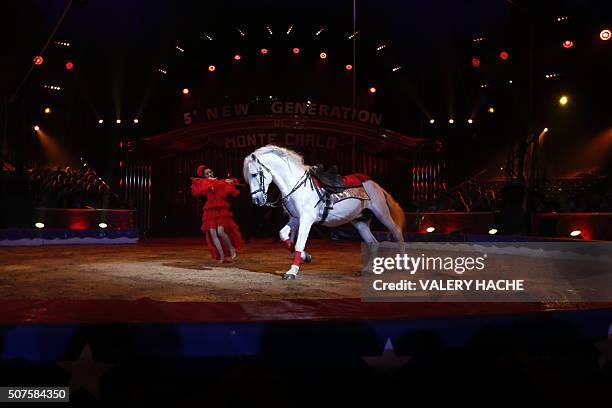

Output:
xmin=249 ymin=154 xmax=312 ymax=210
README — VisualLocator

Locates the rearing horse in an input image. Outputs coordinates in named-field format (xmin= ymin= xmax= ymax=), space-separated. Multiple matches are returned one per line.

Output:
xmin=243 ymin=145 xmax=405 ymax=280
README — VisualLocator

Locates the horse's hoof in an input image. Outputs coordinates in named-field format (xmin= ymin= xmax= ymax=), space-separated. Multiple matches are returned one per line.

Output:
xmin=303 ymin=252 xmax=312 ymax=263
xmin=282 ymin=273 xmax=296 ymax=281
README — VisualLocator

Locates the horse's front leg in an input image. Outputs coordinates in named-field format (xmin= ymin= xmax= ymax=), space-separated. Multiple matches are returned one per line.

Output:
xmin=279 ymin=217 xmax=312 ymax=263
xmin=282 ymin=217 xmax=314 ymax=280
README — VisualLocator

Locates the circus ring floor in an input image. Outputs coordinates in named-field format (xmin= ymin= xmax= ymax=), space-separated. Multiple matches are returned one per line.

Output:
xmin=1 ymin=238 xmax=612 ymax=404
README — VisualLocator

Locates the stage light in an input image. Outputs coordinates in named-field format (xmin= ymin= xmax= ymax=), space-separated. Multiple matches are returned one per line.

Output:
xmin=133 ymin=118 xmax=139 ymax=124
xmin=471 ymin=57 xmax=480 ymax=67
xmin=488 ymin=106 xmax=495 ymax=114
xmin=570 ymin=230 xmax=582 ymax=237
xmin=376 ymin=43 xmax=387 ymax=51
xmin=543 ymin=127 xmax=549 ymax=133
xmin=348 ymin=31 xmax=359 ymax=40
xmin=508 ymin=80 xmax=513 ymax=84
xmin=98 ymin=222 xmax=108 ymax=229
xmin=234 ymin=54 xmax=241 ymax=60
xmin=315 ymin=27 xmax=325 ymax=36
xmin=562 ymin=40 xmax=574 ymax=49
xmin=426 ymin=227 xmax=435 ymax=233
xmin=286 ymin=25 xmax=292 ymax=35
xmin=392 ymin=65 xmax=402 ymax=72
xmin=448 ymin=118 xmax=454 ymax=124
xmin=559 ymin=95 xmax=568 ymax=106
xmin=319 ymin=52 xmax=327 ymax=59
xmin=98 ymin=119 xmax=104 ymax=124
xmin=65 ymin=61 xmax=74 ymax=70
xmin=116 ymin=119 xmax=121 ymax=124
xmin=292 ymin=47 xmax=300 ymax=54
xmin=176 ymin=45 xmax=184 ymax=53
xmin=488 ymin=228 xmax=498 ymax=235
xmin=33 ymin=55 xmax=44 ymax=65
xmin=467 ymin=118 xmax=474 ymax=124
xmin=35 ymin=222 xmax=45 ymax=229
xmin=157 ymin=68 xmax=167 ymax=75
xmin=429 ymin=119 xmax=435 ymax=124
xmin=237 ymin=28 xmax=246 ymax=37
xmin=33 ymin=125 xmax=40 ymax=131
xmin=345 ymin=64 xmax=353 ymax=71
xmin=266 ymin=25 xmax=273 ymax=36
xmin=182 ymin=88 xmax=190 ymax=95
xmin=480 ymin=83 xmax=488 ymax=88
xmin=208 ymin=65 xmax=216 ymax=72
xmin=600 ymin=29 xmax=611 ymax=41
xmin=369 ymin=87 xmax=376 ymax=94
xmin=499 ymin=51 xmax=509 ymax=60
xmin=44 ymin=107 xmax=52 ymax=114
xmin=261 ymin=48 xmax=268 ymax=55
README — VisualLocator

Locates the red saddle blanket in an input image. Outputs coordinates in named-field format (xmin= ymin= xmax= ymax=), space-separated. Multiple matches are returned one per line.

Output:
xmin=312 ymin=173 xmax=370 ymax=189
xmin=342 ymin=173 xmax=371 ymax=187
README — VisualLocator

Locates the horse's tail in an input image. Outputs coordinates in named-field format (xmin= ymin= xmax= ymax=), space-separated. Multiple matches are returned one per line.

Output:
xmin=382 ymin=189 xmax=405 ymax=233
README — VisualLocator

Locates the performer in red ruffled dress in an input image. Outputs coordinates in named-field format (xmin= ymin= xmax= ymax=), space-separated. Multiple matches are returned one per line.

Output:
xmin=191 ymin=165 xmax=243 ymax=262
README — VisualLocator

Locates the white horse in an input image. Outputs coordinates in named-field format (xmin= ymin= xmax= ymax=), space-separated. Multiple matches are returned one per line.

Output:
xmin=243 ymin=145 xmax=405 ymax=280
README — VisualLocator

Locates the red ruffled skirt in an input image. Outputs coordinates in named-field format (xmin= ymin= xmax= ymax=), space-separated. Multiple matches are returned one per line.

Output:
xmin=201 ymin=200 xmax=243 ymax=260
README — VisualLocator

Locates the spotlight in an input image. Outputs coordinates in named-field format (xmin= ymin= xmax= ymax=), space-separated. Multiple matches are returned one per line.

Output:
xmin=98 ymin=222 xmax=108 ymax=229
xmin=35 ymin=222 xmax=45 ymax=229
xmin=345 ymin=64 xmax=353 ymax=71
xmin=176 ymin=45 xmax=185 ymax=53
xmin=467 ymin=118 xmax=474 ymax=124
xmin=319 ymin=52 xmax=327 ymax=59
xmin=98 ymin=119 xmax=104 ymax=124
xmin=369 ymin=87 xmax=376 ymax=94
xmin=543 ymin=127 xmax=549 ymax=133
xmin=234 ymin=54 xmax=241 ymax=60
xmin=600 ymin=29 xmax=611 ymax=41
xmin=570 ymin=230 xmax=582 ymax=237
xmin=261 ymin=48 xmax=268 ymax=55
xmin=208 ymin=65 xmax=216 ymax=72
xmin=65 ymin=61 xmax=74 ymax=70
xmin=157 ymin=68 xmax=167 ymax=75
xmin=508 ymin=80 xmax=513 ymax=84
xmin=116 ymin=119 xmax=121 ymax=124
xmin=33 ymin=55 xmax=44 ymax=65
xmin=348 ymin=31 xmax=359 ymax=40
xmin=488 ymin=106 xmax=495 ymax=114
xmin=559 ymin=95 xmax=568 ymax=106
xmin=471 ymin=57 xmax=480 ymax=67
xmin=376 ymin=43 xmax=387 ymax=51
xmin=499 ymin=51 xmax=509 ymax=60
xmin=562 ymin=40 xmax=574 ymax=49
xmin=44 ymin=107 xmax=51 ymax=114
xmin=292 ymin=47 xmax=300 ymax=54
xmin=448 ymin=118 xmax=454 ymax=124
xmin=429 ymin=119 xmax=435 ymax=124
xmin=392 ymin=65 xmax=402 ymax=72
xmin=488 ymin=228 xmax=498 ymax=235
xmin=33 ymin=125 xmax=40 ymax=131
xmin=426 ymin=227 xmax=435 ymax=233
xmin=315 ymin=27 xmax=325 ymax=36
xmin=266 ymin=25 xmax=273 ymax=36
xmin=237 ymin=28 xmax=246 ymax=38
xmin=285 ymin=25 xmax=292 ymax=35
xmin=133 ymin=118 xmax=139 ymax=124
xmin=182 ymin=88 xmax=190 ymax=95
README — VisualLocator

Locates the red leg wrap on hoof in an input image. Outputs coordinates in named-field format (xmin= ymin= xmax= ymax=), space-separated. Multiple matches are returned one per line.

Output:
xmin=293 ymin=251 xmax=302 ymax=266
xmin=284 ymin=239 xmax=295 ymax=252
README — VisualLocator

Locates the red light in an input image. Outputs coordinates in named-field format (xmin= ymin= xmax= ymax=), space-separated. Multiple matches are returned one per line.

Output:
xmin=208 ymin=65 xmax=216 ymax=72
xmin=345 ymin=64 xmax=353 ymax=71
xmin=562 ymin=40 xmax=574 ymax=49
xmin=65 ymin=61 xmax=74 ymax=70
xmin=33 ymin=55 xmax=44 ymax=65
xmin=234 ymin=54 xmax=241 ymax=61
xmin=261 ymin=48 xmax=268 ymax=55
xmin=499 ymin=51 xmax=509 ymax=60
xmin=471 ymin=57 xmax=480 ymax=67
xmin=319 ymin=52 xmax=327 ymax=59
xmin=292 ymin=48 xmax=300 ymax=54
xmin=601 ymin=29 xmax=611 ymax=41
xmin=369 ymin=87 xmax=376 ymax=94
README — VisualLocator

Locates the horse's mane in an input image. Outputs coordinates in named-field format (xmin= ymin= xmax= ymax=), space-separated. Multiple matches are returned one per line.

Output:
xmin=251 ymin=145 xmax=308 ymax=168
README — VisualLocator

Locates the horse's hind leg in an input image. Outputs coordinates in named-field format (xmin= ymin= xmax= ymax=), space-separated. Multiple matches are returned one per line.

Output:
xmin=364 ymin=183 xmax=403 ymax=243
xmin=352 ymin=219 xmax=380 ymax=276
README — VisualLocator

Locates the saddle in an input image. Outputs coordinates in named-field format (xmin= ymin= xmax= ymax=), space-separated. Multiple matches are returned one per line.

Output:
xmin=310 ymin=164 xmax=347 ymax=194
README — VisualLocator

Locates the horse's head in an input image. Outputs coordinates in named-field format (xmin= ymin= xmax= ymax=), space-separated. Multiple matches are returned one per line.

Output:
xmin=243 ymin=153 xmax=273 ymax=206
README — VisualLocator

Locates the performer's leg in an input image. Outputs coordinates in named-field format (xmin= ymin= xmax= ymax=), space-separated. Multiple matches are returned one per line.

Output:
xmin=208 ymin=228 xmax=225 ymax=262
xmin=216 ymin=226 xmax=236 ymax=259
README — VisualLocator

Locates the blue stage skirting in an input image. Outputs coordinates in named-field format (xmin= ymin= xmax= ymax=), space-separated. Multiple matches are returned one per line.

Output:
xmin=0 ymin=307 xmax=611 ymax=403
xmin=0 ymin=228 xmax=138 ymax=245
